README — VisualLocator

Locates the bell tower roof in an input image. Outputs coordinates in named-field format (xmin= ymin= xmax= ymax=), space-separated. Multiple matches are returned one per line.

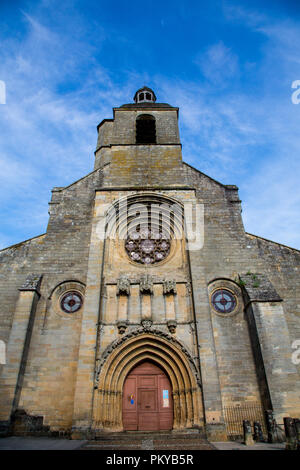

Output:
xmin=133 ymin=86 xmax=157 ymax=104
xmin=118 ymin=87 xmax=176 ymax=111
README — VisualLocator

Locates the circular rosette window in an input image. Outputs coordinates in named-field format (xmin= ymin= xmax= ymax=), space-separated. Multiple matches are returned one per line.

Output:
xmin=211 ymin=289 xmax=237 ymax=314
xmin=60 ymin=291 xmax=83 ymax=314
xmin=125 ymin=228 xmax=171 ymax=265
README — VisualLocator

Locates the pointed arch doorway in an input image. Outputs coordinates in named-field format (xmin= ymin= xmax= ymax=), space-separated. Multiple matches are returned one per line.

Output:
xmin=93 ymin=332 xmax=204 ymax=432
xmin=123 ymin=361 xmax=173 ymax=431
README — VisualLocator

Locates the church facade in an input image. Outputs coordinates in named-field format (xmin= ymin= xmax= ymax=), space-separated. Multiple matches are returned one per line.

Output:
xmin=0 ymin=87 xmax=299 ymax=440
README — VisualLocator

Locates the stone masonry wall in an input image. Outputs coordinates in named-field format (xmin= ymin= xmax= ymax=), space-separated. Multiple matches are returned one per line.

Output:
xmin=0 ymin=168 xmax=104 ymax=429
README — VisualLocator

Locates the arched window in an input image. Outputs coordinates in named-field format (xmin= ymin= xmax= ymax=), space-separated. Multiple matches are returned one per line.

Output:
xmin=136 ymin=114 xmax=156 ymax=144
xmin=137 ymin=91 xmax=153 ymax=103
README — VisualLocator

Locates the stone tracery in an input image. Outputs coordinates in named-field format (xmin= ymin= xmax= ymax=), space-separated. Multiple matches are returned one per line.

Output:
xmin=125 ymin=227 xmax=171 ymax=265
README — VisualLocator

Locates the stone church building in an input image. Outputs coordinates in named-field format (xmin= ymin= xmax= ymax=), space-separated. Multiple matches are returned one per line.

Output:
xmin=0 ymin=87 xmax=299 ymax=440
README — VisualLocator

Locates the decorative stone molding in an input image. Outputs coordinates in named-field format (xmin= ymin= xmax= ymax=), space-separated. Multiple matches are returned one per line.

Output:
xmin=163 ymin=279 xmax=177 ymax=295
xmin=139 ymin=275 xmax=153 ymax=294
xmin=141 ymin=319 xmax=153 ymax=331
xmin=116 ymin=276 xmax=130 ymax=296
xmin=95 ymin=327 xmax=200 ymax=387
xmin=19 ymin=274 xmax=43 ymax=294
xmin=117 ymin=321 xmax=128 ymax=335
xmin=167 ymin=320 xmax=177 ymax=334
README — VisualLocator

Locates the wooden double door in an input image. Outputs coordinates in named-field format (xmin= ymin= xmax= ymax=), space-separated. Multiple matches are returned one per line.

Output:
xmin=122 ymin=361 xmax=173 ymax=431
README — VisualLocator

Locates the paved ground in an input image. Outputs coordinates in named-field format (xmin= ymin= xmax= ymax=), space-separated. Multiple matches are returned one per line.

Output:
xmin=0 ymin=436 xmax=286 ymax=450
xmin=0 ymin=437 xmax=87 ymax=450
xmin=212 ymin=441 xmax=285 ymax=451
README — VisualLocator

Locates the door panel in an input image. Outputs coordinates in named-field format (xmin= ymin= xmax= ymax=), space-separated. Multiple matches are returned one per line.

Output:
xmin=138 ymin=388 xmax=158 ymax=430
xmin=158 ymin=375 xmax=173 ymax=430
xmin=138 ymin=375 xmax=157 ymax=388
xmin=122 ymin=362 xmax=173 ymax=431
xmin=123 ymin=377 xmax=137 ymax=411
xmin=122 ymin=376 xmax=137 ymax=430
xmin=139 ymin=389 xmax=157 ymax=411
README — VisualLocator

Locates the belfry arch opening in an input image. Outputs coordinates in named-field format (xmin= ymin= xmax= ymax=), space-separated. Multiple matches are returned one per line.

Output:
xmin=136 ymin=114 xmax=156 ymax=144
xmin=123 ymin=360 xmax=173 ymax=431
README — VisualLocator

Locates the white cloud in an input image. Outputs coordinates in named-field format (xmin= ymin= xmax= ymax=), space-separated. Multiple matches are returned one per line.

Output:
xmin=0 ymin=9 xmax=146 ymax=248
xmin=195 ymin=41 xmax=239 ymax=84
xmin=156 ymin=11 xmax=300 ymax=249
xmin=0 ymin=3 xmax=299 ymax=252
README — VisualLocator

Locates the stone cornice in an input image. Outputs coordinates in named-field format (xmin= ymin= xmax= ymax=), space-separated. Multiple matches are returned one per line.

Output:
xmin=239 ymin=273 xmax=282 ymax=306
xmin=19 ymin=274 xmax=43 ymax=295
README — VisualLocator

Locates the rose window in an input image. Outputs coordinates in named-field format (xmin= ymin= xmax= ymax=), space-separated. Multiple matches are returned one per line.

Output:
xmin=211 ymin=289 xmax=236 ymax=314
xmin=60 ymin=292 xmax=83 ymax=313
xmin=125 ymin=228 xmax=171 ymax=264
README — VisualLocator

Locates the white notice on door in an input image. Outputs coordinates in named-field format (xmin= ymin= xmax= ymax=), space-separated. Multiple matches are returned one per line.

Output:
xmin=163 ymin=389 xmax=169 ymax=407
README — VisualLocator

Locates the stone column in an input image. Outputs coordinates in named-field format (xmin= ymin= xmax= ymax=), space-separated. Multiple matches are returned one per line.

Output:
xmin=117 ymin=295 xmax=128 ymax=318
xmin=163 ymin=280 xmax=177 ymax=334
xmin=71 ymin=193 xmax=106 ymax=439
xmin=165 ymin=294 xmax=175 ymax=320
xmin=116 ymin=275 xmax=130 ymax=334
xmin=152 ymin=284 xmax=164 ymax=323
xmin=141 ymin=294 xmax=151 ymax=319
xmin=0 ymin=274 xmax=42 ymax=435
xmin=140 ymin=275 xmax=153 ymax=320
xmin=129 ymin=285 xmax=140 ymax=323
xmin=241 ymin=273 xmax=300 ymax=424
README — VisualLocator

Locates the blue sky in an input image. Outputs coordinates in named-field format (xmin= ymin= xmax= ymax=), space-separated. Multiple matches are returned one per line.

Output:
xmin=0 ymin=0 xmax=299 ymax=249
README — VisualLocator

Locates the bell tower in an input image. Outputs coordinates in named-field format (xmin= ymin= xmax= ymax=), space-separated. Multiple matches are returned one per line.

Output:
xmin=94 ymin=87 xmax=184 ymax=187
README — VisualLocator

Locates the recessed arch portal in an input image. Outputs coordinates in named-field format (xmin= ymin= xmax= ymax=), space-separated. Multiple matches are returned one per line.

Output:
xmin=92 ymin=332 xmax=204 ymax=432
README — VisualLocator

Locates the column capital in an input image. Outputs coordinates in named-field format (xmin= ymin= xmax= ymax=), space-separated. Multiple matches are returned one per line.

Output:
xmin=163 ymin=279 xmax=177 ymax=295
xmin=116 ymin=275 xmax=130 ymax=296
xmin=139 ymin=274 xmax=153 ymax=294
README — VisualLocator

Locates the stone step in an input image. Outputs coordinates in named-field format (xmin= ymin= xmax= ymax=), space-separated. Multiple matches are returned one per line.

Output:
xmin=82 ymin=434 xmax=214 ymax=450
xmin=93 ymin=429 xmax=207 ymax=442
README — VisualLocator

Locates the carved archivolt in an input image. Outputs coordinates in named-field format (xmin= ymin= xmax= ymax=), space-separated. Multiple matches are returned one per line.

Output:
xmin=93 ymin=330 xmax=203 ymax=431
